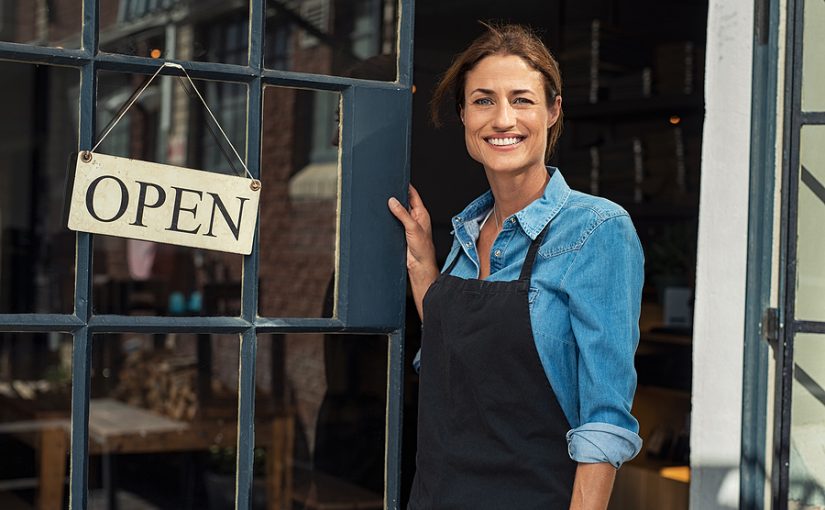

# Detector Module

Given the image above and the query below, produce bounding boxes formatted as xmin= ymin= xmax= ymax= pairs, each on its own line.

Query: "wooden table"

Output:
xmin=1 ymin=398 xmax=246 ymax=510
xmin=2 ymin=398 xmax=380 ymax=510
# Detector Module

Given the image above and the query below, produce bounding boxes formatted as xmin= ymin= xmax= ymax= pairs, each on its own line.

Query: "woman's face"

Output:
xmin=460 ymin=54 xmax=560 ymax=176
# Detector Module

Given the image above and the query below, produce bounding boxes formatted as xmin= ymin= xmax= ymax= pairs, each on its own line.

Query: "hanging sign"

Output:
xmin=67 ymin=152 xmax=260 ymax=255
xmin=65 ymin=62 xmax=261 ymax=255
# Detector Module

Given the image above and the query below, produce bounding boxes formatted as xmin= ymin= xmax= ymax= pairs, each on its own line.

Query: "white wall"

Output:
xmin=691 ymin=0 xmax=755 ymax=508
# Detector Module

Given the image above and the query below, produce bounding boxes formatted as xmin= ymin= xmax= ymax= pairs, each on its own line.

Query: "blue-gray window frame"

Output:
xmin=0 ymin=0 xmax=415 ymax=508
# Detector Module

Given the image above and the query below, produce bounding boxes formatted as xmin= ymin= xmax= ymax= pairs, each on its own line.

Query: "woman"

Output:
xmin=388 ymin=24 xmax=643 ymax=509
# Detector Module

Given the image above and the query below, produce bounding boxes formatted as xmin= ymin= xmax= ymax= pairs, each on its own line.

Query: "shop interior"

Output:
xmin=406 ymin=0 xmax=706 ymax=508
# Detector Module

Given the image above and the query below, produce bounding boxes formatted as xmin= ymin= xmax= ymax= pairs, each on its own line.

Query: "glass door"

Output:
xmin=0 ymin=0 xmax=415 ymax=508
xmin=773 ymin=0 xmax=825 ymax=508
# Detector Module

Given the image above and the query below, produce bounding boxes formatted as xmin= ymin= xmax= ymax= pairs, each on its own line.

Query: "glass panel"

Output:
xmin=802 ymin=0 xmax=825 ymax=111
xmin=0 ymin=63 xmax=78 ymax=314
xmin=100 ymin=0 xmax=249 ymax=65
xmin=254 ymin=334 xmax=387 ymax=509
xmin=258 ymin=87 xmax=339 ymax=318
xmin=789 ymin=333 xmax=825 ymax=509
xmin=264 ymin=0 xmax=399 ymax=81
xmin=90 ymin=333 xmax=239 ymax=509
xmin=0 ymin=333 xmax=72 ymax=508
xmin=0 ymin=0 xmax=82 ymax=48
xmin=92 ymin=71 xmax=247 ymax=316
xmin=796 ymin=126 xmax=825 ymax=321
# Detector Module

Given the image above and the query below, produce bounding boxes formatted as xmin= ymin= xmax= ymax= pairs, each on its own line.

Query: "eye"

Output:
xmin=513 ymin=97 xmax=535 ymax=105
xmin=472 ymin=97 xmax=494 ymax=106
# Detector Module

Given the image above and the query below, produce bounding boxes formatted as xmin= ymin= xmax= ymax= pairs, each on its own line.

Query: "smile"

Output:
xmin=485 ymin=136 xmax=524 ymax=147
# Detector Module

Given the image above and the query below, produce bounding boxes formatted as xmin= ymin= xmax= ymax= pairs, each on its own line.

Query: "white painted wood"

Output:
xmin=67 ymin=152 xmax=260 ymax=255
xmin=691 ymin=0 xmax=754 ymax=508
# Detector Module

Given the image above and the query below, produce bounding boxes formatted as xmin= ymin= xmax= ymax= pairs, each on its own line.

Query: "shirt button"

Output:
xmin=465 ymin=241 xmax=472 ymax=247
xmin=510 ymin=217 xmax=516 ymax=224
xmin=494 ymin=250 xmax=502 ymax=257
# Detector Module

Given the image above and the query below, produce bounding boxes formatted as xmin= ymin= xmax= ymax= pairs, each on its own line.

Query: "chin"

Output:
xmin=479 ymin=157 xmax=542 ymax=176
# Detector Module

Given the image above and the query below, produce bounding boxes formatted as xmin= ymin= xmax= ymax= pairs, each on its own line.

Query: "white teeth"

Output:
xmin=487 ymin=137 xmax=522 ymax=146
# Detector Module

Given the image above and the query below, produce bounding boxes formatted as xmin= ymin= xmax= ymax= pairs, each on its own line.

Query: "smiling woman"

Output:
xmin=460 ymin=54 xmax=561 ymax=178
xmin=389 ymin=23 xmax=644 ymax=510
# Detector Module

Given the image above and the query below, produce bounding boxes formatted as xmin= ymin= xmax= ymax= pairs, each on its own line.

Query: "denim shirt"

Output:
xmin=416 ymin=167 xmax=644 ymax=468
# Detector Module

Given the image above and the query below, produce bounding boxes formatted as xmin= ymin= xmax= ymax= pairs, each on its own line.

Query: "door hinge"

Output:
xmin=762 ymin=307 xmax=779 ymax=348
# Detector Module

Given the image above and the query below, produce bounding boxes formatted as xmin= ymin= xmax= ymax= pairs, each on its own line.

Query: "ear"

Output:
xmin=547 ymin=95 xmax=562 ymax=128
xmin=459 ymin=107 xmax=465 ymax=125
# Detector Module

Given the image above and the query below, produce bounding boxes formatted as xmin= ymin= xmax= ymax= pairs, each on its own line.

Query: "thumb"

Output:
xmin=388 ymin=197 xmax=419 ymax=232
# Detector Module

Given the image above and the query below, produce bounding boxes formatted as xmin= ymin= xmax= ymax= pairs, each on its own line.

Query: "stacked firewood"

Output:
xmin=113 ymin=349 xmax=199 ymax=421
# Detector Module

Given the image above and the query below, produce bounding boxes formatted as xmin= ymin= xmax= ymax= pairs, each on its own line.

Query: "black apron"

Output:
xmin=408 ymin=224 xmax=576 ymax=510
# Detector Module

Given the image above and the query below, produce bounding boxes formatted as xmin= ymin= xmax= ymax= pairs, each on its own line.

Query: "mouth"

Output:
xmin=485 ymin=136 xmax=525 ymax=147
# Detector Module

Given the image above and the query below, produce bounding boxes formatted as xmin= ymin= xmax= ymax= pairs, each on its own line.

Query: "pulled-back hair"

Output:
xmin=430 ymin=22 xmax=563 ymax=159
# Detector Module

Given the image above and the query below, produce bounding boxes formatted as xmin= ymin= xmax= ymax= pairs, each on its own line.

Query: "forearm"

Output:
xmin=409 ymin=264 xmax=439 ymax=321
xmin=568 ymin=462 xmax=616 ymax=510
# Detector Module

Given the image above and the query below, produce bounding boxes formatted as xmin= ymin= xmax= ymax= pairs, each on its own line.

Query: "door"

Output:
xmin=773 ymin=0 xmax=825 ymax=508
xmin=0 ymin=0 xmax=414 ymax=508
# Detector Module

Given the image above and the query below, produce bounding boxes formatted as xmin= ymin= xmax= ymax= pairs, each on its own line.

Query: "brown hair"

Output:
xmin=430 ymin=22 xmax=563 ymax=159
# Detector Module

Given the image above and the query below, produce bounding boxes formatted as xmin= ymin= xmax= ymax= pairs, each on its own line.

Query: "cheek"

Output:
xmin=525 ymin=110 xmax=550 ymax=130
xmin=463 ymin=121 xmax=482 ymax=143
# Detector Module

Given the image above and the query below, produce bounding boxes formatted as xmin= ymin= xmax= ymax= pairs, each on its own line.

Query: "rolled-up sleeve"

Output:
xmin=560 ymin=214 xmax=644 ymax=468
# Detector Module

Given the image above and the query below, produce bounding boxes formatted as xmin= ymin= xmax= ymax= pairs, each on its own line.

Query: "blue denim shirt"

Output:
xmin=416 ymin=167 xmax=644 ymax=468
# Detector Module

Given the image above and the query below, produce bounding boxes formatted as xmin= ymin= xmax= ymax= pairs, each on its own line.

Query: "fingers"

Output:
xmin=408 ymin=184 xmax=425 ymax=210
xmin=388 ymin=197 xmax=420 ymax=232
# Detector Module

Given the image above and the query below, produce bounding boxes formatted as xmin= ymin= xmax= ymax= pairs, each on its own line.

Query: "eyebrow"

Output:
xmin=469 ymin=88 xmax=537 ymax=96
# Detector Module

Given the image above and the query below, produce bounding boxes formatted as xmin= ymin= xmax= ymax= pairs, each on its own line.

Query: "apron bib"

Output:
xmin=409 ymin=224 xmax=576 ymax=510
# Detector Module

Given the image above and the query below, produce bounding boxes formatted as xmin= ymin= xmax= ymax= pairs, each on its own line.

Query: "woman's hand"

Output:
xmin=388 ymin=185 xmax=440 ymax=320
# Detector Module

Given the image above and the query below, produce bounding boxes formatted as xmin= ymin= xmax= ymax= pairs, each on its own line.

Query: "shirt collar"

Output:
xmin=451 ymin=167 xmax=572 ymax=241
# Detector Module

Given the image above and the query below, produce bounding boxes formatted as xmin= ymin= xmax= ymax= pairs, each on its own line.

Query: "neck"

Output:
xmin=485 ymin=164 xmax=550 ymax=219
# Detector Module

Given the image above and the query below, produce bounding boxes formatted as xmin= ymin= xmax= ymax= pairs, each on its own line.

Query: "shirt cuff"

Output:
xmin=413 ymin=349 xmax=421 ymax=374
xmin=566 ymin=422 xmax=643 ymax=468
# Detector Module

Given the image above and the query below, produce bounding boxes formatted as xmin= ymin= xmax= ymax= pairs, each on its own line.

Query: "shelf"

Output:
xmin=640 ymin=330 xmax=692 ymax=347
xmin=636 ymin=384 xmax=691 ymax=400
xmin=624 ymin=203 xmax=698 ymax=221
xmin=565 ymin=94 xmax=704 ymax=120
xmin=625 ymin=455 xmax=690 ymax=476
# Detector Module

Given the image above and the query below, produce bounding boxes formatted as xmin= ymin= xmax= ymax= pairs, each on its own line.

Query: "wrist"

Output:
xmin=408 ymin=263 xmax=438 ymax=286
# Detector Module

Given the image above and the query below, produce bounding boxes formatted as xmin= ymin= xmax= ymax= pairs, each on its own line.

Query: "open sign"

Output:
xmin=66 ymin=152 xmax=260 ymax=255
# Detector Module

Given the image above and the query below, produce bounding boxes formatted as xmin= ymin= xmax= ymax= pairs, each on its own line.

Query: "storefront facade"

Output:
xmin=0 ymin=0 xmax=822 ymax=509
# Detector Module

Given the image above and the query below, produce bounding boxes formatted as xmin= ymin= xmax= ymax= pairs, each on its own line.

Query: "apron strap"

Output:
xmin=443 ymin=221 xmax=550 ymax=280
xmin=518 ymin=223 xmax=551 ymax=281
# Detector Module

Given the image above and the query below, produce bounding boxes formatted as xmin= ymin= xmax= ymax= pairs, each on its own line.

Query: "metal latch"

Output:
xmin=761 ymin=307 xmax=779 ymax=349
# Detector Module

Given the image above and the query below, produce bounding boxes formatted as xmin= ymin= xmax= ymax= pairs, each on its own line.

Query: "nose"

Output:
xmin=492 ymin=101 xmax=516 ymax=130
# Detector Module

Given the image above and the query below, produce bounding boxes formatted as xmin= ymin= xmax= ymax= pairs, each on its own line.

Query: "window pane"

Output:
xmin=789 ymin=333 xmax=825 ymax=509
xmin=0 ymin=0 xmax=82 ymax=48
xmin=0 ymin=333 xmax=72 ymax=509
xmin=254 ymin=334 xmax=387 ymax=509
xmin=99 ymin=0 xmax=249 ymax=65
xmin=0 ymin=62 xmax=78 ymax=314
xmin=264 ymin=0 xmax=399 ymax=81
xmin=92 ymin=72 xmax=247 ymax=316
xmin=796 ymin=126 xmax=825 ymax=321
xmin=90 ymin=333 xmax=239 ymax=509
xmin=802 ymin=0 xmax=825 ymax=112
xmin=259 ymin=87 xmax=340 ymax=318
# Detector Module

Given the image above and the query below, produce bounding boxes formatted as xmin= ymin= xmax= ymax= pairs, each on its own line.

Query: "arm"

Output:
xmin=388 ymin=185 xmax=439 ymax=320
xmin=569 ymin=462 xmax=616 ymax=510
xmin=562 ymin=214 xmax=645 ymax=507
